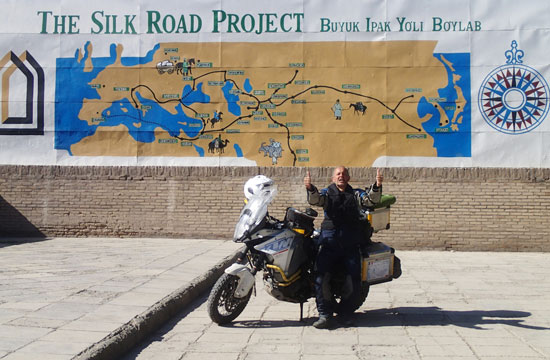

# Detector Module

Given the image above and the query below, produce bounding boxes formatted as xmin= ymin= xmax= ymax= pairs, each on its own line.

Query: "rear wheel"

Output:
xmin=207 ymin=273 xmax=252 ymax=325
xmin=393 ymin=256 xmax=402 ymax=279
xmin=331 ymin=275 xmax=370 ymax=314
xmin=354 ymin=282 xmax=370 ymax=311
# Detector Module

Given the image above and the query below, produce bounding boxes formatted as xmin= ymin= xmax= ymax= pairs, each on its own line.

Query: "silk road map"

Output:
xmin=55 ymin=41 xmax=470 ymax=166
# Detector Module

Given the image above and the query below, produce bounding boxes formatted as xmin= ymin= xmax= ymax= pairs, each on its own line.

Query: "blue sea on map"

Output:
xmin=418 ymin=53 xmax=471 ymax=157
xmin=55 ymin=43 xmax=471 ymax=159
xmin=222 ymin=82 xmax=242 ymax=116
xmin=55 ymin=42 xmax=219 ymax=156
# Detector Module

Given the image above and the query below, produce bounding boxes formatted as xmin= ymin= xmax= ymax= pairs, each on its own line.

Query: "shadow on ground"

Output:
xmin=123 ymin=294 xmax=549 ymax=358
xmin=0 ymin=195 xmax=46 ymax=247
xmin=230 ymin=306 xmax=549 ymax=331
xmin=355 ymin=306 xmax=550 ymax=330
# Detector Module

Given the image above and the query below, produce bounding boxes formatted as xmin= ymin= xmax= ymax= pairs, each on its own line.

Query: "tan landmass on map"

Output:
xmin=71 ymin=41 xmax=460 ymax=166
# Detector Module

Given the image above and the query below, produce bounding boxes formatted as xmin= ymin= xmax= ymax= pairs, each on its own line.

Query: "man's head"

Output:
xmin=332 ymin=166 xmax=350 ymax=190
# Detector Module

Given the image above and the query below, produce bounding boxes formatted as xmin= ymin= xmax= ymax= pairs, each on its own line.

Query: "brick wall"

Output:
xmin=1 ymin=165 xmax=549 ymax=251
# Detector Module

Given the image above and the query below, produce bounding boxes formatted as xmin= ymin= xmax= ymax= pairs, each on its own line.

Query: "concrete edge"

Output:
xmin=72 ymin=249 xmax=241 ymax=360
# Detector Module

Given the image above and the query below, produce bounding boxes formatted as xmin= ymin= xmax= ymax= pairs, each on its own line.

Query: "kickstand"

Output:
xmin=299 ymin=302 xmax=304 ymax=322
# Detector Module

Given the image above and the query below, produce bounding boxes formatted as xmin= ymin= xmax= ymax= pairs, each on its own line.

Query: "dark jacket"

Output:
xmin=307 ymin=182 xmax=381 ymax=230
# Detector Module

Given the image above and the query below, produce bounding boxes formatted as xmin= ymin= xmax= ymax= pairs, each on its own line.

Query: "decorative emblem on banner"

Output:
xmin=478 ymin=41 xmax=549 ymax=134
xmin=0 ymin=51 xmax=44 ymax=135
xmin=258 ymin=138 xmax=283 ymax=165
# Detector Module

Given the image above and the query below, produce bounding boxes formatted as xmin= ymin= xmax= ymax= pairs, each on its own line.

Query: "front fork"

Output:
xmin=224 ymin=260 xmax=256 ymax=299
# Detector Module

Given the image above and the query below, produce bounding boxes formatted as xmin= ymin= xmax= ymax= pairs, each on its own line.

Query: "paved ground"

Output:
xmin=0 ymin=238 xmax=549 ymax=360
xmin=0 ymin=238 xmax=241 ymax=360
xmin=126 ymin=251 xmax=550 ymax=360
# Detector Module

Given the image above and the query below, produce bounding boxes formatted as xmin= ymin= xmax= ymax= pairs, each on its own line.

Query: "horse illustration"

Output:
xmin=349 ymin=101 xmax=367 ymax=115
xmin=175 ymin=58 xmax=196 ymax=75
xmin=258 ymin=138 xmax=283 ymax=165
xmin=206 ymin=111 xmax=223 ymax=128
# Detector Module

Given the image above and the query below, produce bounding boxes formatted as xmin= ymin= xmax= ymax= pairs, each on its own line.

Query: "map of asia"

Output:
xmin=55 ymin=41 xmax=470 ymax=166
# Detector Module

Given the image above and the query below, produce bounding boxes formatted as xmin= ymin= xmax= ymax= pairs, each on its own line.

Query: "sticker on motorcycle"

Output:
xmin=259 ymin=236 xmax=292 ymax=255
xmin=364 ymin=258 xmax=391 ymax=282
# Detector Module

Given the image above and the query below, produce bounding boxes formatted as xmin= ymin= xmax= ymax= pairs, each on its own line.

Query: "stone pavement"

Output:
xmin=126 ymin=250 xmax=550 ymax=360
xmin=1 ymin=239 xmax=550 ymax=360
xmin=0 ymin=237 xmax=242 ymax=360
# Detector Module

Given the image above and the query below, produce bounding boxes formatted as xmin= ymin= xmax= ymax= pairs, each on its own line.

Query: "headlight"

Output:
xmin=233 ymin=209 xmax=253 ymax=240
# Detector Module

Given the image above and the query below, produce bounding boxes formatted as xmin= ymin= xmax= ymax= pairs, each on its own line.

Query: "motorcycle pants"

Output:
xmin=314 ymin=229 xmax=361 ymax=317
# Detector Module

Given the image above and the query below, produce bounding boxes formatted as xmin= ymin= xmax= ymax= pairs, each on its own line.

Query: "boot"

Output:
xmin=312 ymin=315 xmax=335 ymax=329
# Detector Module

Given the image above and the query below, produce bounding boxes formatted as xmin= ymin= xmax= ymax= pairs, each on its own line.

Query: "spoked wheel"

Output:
xmin=207 ymin=273 xmax=252 ymax=325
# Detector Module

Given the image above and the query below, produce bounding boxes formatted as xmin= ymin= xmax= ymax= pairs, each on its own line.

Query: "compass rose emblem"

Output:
xmin=478 ymin=41 xmax=549 ymax=134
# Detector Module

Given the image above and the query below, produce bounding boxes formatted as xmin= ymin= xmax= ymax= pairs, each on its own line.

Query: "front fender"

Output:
xmin=224 ymin=263 xmax=255 ymax=298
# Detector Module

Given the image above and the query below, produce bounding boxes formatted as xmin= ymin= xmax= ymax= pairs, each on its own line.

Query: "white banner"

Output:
xmin=0 ymin=0 xmax=549 ymax=167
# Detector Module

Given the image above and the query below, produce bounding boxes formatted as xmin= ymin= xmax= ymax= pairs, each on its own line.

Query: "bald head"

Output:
xmin=332 ymin=166 xmax=350 ymax=191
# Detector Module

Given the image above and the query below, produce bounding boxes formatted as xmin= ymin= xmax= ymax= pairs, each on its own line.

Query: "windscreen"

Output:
xmin=233 ymin=186 xmax=277 ymax=241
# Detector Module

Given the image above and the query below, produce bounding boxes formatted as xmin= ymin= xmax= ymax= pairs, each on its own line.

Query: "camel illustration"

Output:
xmin=349 ymin=101 xmax=367 ymax=115
xmin=208 ymin=138 xmax=230 ymax=154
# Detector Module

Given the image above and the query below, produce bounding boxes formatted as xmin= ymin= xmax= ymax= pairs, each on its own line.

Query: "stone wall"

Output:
xmin=1 ymin=165 xmax=549 ymax=251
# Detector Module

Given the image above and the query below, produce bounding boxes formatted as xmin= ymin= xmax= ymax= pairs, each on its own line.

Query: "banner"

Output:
xmin=1 ymin=0 xmax=549 ymax=167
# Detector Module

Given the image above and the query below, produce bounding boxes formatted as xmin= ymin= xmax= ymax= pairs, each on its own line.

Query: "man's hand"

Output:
xmin=376 ymin=168 xmax=384 ymax=187
xmin=304 ymin=170 xmax=312 ymax=190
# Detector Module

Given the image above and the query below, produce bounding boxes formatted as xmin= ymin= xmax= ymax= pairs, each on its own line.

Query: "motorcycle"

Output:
xmin=207 ymin=175 xmax=401 ymax=325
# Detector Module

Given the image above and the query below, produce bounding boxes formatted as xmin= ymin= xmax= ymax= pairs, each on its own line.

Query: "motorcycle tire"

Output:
xmin=207 ymin=273 xmax=252 ymax=325
xmin=393 ymin=256 xmax=402 ymax=279
xmin=333 ymin=282 xmax=370 ymax=314
xmin=349 ymin=282 xmax=370 ymax=313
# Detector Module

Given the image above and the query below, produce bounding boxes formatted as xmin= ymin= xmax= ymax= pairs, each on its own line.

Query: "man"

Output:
xmin=182 ymin=58 xmax=190 ymax=77
xmin=304 ymin=166 xmax=383 ymax=328
xmin=331 ymin=99 xmax=342 ymax=120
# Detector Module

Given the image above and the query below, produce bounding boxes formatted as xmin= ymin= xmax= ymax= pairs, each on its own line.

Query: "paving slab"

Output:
xmin=124 ymin=250 xmax=550 ymax=360
xmin=2 ymin=238 xmax=550 ymax=360
xmin=0 ymin=237 xmax=241 ymax=360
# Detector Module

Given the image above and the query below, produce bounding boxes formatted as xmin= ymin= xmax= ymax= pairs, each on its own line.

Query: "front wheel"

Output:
xmin=207 ymin=273 xmax=252 ymax=325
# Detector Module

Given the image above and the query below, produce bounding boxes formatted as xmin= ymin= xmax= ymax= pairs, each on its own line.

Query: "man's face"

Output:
xmin=332 ymin=167 xmax=350 ymax=188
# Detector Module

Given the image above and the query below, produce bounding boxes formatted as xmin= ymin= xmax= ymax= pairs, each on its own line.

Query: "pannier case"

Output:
xmin=366 ymin=194 xmax=395 ymax=232
xmin=361 ymin=242 xmax=395 ymax=284
xmin=366 ymin=207 xmax=391 ymax=232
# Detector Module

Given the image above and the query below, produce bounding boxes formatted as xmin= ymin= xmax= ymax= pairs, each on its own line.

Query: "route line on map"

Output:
xmin=129 ymin=83 xmax=263 ymax=145
xmin=191 ymin=69 xmax=419 ymax=131
xmin=187 ymin=69 xmax=299 ymax=165
xmin=269 ymin=79 xmax=420 ymax=132
xmin=127 ymin=69 xmax=420 ymax=166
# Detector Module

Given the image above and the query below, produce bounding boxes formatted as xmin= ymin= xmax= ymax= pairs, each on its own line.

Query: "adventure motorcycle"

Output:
xmin=207 ymin=175 xmax=401 ymax=325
